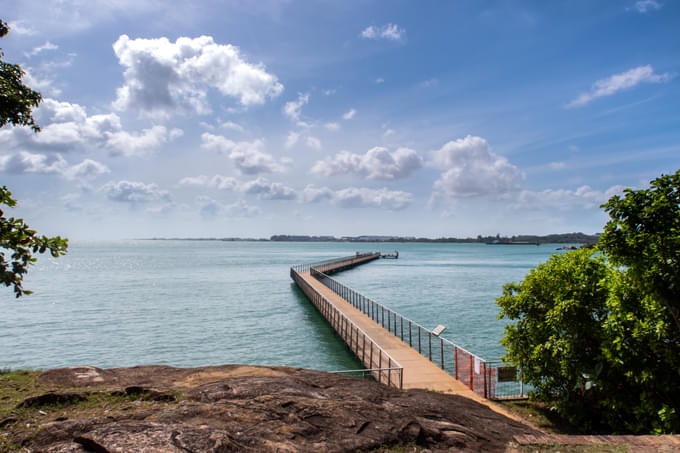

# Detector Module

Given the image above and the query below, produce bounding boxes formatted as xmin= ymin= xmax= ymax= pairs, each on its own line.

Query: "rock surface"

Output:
xmin=14 ymin=365 xmax=538 ymax=452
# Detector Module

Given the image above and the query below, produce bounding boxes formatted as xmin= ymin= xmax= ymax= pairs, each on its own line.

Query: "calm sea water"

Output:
xmin=0 ymin=241 xmax=572 ymax=371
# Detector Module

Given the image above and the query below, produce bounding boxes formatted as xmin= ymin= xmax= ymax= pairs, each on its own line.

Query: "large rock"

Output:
xmin=19 ymin=365 xmax=538 ymax=452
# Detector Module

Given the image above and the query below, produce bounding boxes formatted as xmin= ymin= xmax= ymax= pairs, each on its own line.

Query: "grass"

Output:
xmin=0 ymin=369 xmax=182 ymax=452
xmin=497 ymin=399 xmax=583 ymax=434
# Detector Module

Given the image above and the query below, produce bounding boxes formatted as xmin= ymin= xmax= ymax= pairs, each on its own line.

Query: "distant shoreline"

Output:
xmin=139 ymin=232 xmax=599 ymax=245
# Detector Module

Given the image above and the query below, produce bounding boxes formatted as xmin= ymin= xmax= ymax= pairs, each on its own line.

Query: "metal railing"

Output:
xmin=310 ymin=267 xmax=526 ymax=400
xmin=291 ymin=253 xmax=380 ymax=274
xmin=291 ymin=266 xmax=403 ymax=389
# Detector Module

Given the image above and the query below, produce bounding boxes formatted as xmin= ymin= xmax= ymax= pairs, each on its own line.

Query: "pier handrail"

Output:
xmin=291 ymin=252 xmax=378 ymax=274
xmin=310 ymin=266 xmax=524 ymax=399
xmin=291 ymin=265 xmax=403 ymax=389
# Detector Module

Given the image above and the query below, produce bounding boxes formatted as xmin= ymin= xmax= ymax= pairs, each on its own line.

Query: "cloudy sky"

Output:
xmin=1 ymin=0 xmax=678 ymax=239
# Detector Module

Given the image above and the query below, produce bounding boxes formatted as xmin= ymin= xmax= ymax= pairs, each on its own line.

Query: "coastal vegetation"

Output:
xmin=0 ymin=20 xmax=68 ymax=297
xmin=497 ymin=170 xmax=680 ymax=434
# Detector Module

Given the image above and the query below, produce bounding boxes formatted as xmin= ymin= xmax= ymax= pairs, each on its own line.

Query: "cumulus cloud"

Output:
xmin=430 ymin=135 xmax=523 ymax=197
xmin=567 ymin=65 xmax=672 ymax=108
xmin=179 ymin=174 xmax=238 ymax=190
xmin=201 ymin=133 xmax=284 ymax=174
xmin=196 ymin=196 xmax=260 ymax=218
xmin=107 ymin=126 xmax=183 ymax=157
xmin=220 ymin=121 xmax=244 ymax=132
xmin=285 ymin=131 xmax=300 ymax=148
xmin=0 ymin=152 xmax=109 ymax=180
xmin=633 ymin=0 xmax=662 ymax=12
xmin=342 ymin=108 xmax=357 ymax=120
xmin=283 ymin=93 xmax=309 ymax=124
xmin=0 ymin=98 xmax=181 ymax=157
xmin=515 ymin=185 xmax=625 ymax=210
xmin=302 ymin=185 xmax=412 ymax=210
xmin=241 ymin=177 xmax=297 ymax=200
xmin=333 ymin=187 xmax=412 ymax=210
xmin=301 ymin=185 xmax=335 ymax=203
xmin=360 ymin=23 xmax=405 ymax=41
xmin=103 ymin=180 xmax=171 ymax=203
xmin=306 ymin=136 xmax=322 ymax=150
xmin=324 ymin=122 xmax=340 ymax=131
xmin=549 ymin=161 xmax=567 ymax=170
xmin=311 ymin=147 xmax=422 ymax=180
xmin=112 ymin=35 xmax=283 ymax=116
xmin=25 ymin=41 xmax=58 ymax=58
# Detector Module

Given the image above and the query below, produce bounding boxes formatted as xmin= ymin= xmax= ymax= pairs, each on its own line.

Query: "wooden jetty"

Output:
xmin=290 ymin=254 xmax=520 ymax=419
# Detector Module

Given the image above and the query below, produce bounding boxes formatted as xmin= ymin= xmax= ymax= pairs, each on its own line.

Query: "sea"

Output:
xmin=0 ymin=241 xmax=574 ymax=371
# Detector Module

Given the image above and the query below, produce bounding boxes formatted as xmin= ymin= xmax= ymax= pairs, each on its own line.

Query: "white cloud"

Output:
xmin=515 ymin=185 xmax=625 ymax=210
xmin=64 ymin=159 xmax=111 ymax=180
xmin=302 ymin=185 xmax=412 ymax=210
xmin=103 ymin=180 xmax=171 ymax=203
xmin=0 ymin=98 xmax=181 ymax=156
xmin=376 ymin=78 xmax=385 ymax=84
xmin=324 ymin=122 xmax=340 ymax=131
xmin=549 ymin=161 xmax=567 ymax=170
xmin=220 ymin=121 xmax=244 ymax=132
xmin=334 ymin=187 xmax=412 ymax=210
xmin=7 ymin=20 xmax=37 ymax=36
xmin=0 ymin=152 xmax=109 ymax=180
xmin=23 ymin=70 xmax=61 ymax=97
xmin=383 ymin=129 xmax=395 ymax=137
xmin=179 ymin=174 xmax=238 ymax=190
xmin=283 ymin=93 xmax=309 ymax=123
xmin=196 ymin=196 xmax=260 ymax=218
xmin=633 ymin=0 xmax=662 ymax=12
xmin=430 ymin=135 xmax=523 ymax=197
xmin=225 ymin=199 xmax=261 ymax=217
xmin=311 ymin=147 xmax=422 ymax=180
xmin=25 ymin=41 xmax=58 ymax=57
xmin=306 ymin=136 xmax=322 ymax=150
xmin=323 ymin=89 xmax=336 ymax=96
xmin=301 ymin=185 xmax=335 ymax=203
xmin=112 ymin=35 xmax=283 ymax=116
xmin=285 ymin=131 xmax=300 ymax=148
xmin=567 ymin=65 xmax=672 ymax=108
xmin=107 ymin=126 xmax=183 ymax=157
xmin=342 ymin=108 xmax=357 ymax=120
xmin=360 ymin=23 xmax=405 ymax=41
xmin=201 ymin=133 xmax=284 ymax=174
xmin=241 ymin=177 xmax=297 ymax=200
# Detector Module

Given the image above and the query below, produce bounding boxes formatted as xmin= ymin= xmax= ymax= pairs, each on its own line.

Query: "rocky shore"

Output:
xmin=1 ymin=364 xmax=538 ymax=452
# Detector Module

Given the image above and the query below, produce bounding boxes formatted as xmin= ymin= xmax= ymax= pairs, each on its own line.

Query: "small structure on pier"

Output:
xmin=381 ymin=251 xmax=398 ymax=259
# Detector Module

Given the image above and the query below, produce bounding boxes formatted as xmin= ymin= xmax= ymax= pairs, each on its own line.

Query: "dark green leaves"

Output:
xmin=1 ymin=186 xmax=68 ymax=297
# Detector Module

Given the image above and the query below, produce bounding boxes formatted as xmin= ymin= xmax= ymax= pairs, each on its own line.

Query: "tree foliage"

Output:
xmin=498 ymin=170 xmax=680 ymax=434
xmin=0 ymin=20 xmax=42 ymax=132
xmin=0 ymin=20 xmax=68 ymax=297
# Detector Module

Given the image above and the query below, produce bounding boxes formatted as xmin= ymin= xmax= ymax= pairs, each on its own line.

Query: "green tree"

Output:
xmin=0 ymin=19 xmax=68 ymax=297
xmin=0 ymin=20 xmax=42 ymax=132
xmin=497 ymin=171 xmax=680 ymax=434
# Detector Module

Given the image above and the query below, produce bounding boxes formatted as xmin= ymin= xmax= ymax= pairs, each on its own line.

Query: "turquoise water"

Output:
xmin=0 ymin=241 xmax=572 ymax=370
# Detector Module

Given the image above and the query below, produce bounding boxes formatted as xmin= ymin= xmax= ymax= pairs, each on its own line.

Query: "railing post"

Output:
xmin=378 ymin=351 xmax=382 ymax=384
xmin=482 ymin=362 xmax=487 ymax=398
xmin=440 ymin=338 xmax=444 ymax=369
xmin=428 ymin=332 xmax=432 ymax=361
xmin=388 ymin=357 xmax=392 ymax=387
xmin=400 ymin=317 xmax=404 ymax=340
xmin=418 ymin=326 xmax=421 ymax=354
xmin=455 ymin=347 xmax=459 ymax=380
xmin=469 ymin=355 xmax=474 ymax=391
xmin=409 ymin=321 xmax=412 ymax=346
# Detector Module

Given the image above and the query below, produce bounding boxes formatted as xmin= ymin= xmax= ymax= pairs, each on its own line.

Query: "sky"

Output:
xmin=1 ymin=0 xmax=678 ymax=240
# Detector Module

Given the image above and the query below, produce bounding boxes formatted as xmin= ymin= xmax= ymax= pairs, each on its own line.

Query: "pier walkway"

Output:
xmin=291 ymin=253 xmax=520 ymax=419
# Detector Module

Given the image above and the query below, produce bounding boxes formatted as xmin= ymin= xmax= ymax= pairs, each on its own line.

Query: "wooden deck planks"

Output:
xmin=297 ymin=269 xmax=522 ymax=421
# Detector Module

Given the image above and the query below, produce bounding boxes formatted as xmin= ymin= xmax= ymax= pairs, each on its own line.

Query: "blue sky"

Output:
xmin=1 ymin=0 xmax=678 ymax=239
